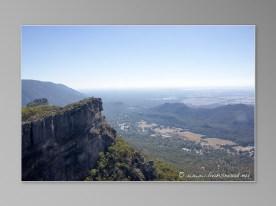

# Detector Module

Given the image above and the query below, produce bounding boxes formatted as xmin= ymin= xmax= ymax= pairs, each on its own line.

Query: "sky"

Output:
xmin=21 ymin=25 xmax=255 ymax=90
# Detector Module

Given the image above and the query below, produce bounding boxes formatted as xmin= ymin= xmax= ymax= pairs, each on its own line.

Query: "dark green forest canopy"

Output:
xmin=85 ymin=138 xmax=181 ymax=181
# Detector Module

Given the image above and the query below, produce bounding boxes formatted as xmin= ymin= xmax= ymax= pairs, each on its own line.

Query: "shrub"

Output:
xmin=85 ymin=137 xmax=181 ymax=181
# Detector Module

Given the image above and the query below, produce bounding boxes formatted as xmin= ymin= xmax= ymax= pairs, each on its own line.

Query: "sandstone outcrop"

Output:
xmin=22 ymin=98 xmax=116 ymax=181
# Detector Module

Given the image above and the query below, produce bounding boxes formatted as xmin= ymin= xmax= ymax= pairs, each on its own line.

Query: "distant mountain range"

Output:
xmin=146 ymin=103 xmax=255 ymax=145
xmin=21 ymin=79 xmax=255 ymax=146
xmin=22 ymin=79 xmax=86 ymax=106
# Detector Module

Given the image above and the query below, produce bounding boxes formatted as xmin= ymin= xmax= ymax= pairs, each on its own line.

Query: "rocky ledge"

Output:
xmin=22 ymin=97 xmax=116 ymax=181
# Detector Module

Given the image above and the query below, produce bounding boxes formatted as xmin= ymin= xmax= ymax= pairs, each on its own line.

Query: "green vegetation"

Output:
xmin=120 ymin=134 xmax=254 ymax=181
xmin=153 ymin=160 xmax=181 ymax=181
xmin=22 ymin=105 xmax=61 ymax=122
xmin=63 ymin=97 xmax=100 ymax=111
xmin=22 ymin=98 xmax=61 ymax=121
xmin=101 ymin=101 xmax=255 ymax=181
xmin=22 ymin=97 xmax=98 ymax=122
xmin=26 ymin=98 xmax=48 ymax=107
xmin=85 ymin=138 xmax=180 ymax=181
xmin=147 ymin=103 xmax=254 ymax=146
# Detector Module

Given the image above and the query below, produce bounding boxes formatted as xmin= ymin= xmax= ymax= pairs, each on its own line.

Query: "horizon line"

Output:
xmin=21 ymin=79 xmax=255 ymax=91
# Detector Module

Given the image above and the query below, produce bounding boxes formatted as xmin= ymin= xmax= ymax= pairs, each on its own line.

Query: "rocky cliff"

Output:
xmin=22 ymin=98 xmax=116 ymax=181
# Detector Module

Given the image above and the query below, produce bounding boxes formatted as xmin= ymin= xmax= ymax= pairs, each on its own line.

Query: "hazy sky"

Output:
xmin=21 ymin=25 xmax=255 ymax=90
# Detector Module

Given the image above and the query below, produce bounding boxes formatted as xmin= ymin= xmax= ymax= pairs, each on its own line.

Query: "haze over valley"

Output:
xmin=83 ymin=87 xmax=255 ymax=180
xmin=22 ymin=79 xmax=255 ymax=180
xmin=21 ymin=25 xmax=255 ymax=181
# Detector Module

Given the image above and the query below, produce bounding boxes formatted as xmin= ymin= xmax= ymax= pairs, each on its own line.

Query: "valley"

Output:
xmin=21 ymin=81 xmax=255 ymax=181
xmin=97 ymin=89 xmax=255 ymax=181
xmin=137 ymin=120 xmax=254 ymax=155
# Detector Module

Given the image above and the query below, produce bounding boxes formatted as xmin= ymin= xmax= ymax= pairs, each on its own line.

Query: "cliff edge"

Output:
xmin=22 ymin=98 xmax=116 ymax=181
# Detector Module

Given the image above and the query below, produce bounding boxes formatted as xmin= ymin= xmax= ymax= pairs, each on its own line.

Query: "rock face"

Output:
xmin=22 ymin=98 xmax=116 ymax=181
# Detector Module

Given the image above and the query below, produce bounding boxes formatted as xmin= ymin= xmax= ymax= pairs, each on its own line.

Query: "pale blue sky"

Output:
xmin=21 ymin=25 xmax=255 ymax=90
